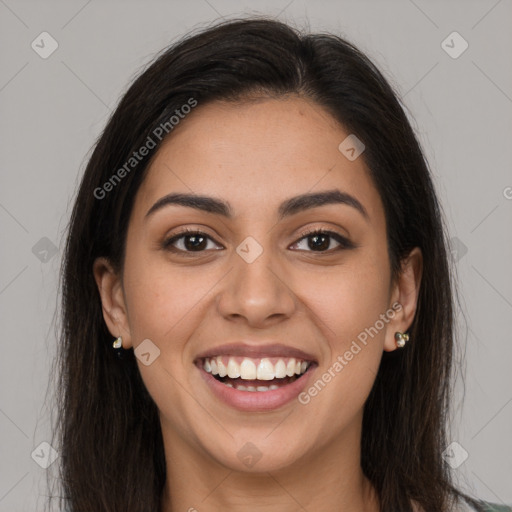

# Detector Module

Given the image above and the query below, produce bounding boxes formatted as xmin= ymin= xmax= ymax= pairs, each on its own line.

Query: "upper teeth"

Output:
xmin=203 ymin=356 xmax=310 ymax=380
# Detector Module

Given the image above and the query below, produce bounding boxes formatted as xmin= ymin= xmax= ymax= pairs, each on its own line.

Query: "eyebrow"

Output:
xmin=144 ymin=189 xmax=369 ymax=222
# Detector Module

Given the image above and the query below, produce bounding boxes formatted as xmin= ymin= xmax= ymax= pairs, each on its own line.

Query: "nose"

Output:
xmin=216 ymin=247 xmax=297 ymax=328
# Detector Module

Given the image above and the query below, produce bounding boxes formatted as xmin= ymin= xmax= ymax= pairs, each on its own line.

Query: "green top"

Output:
xmin=474 ymin=500 xmax=512 ymax=511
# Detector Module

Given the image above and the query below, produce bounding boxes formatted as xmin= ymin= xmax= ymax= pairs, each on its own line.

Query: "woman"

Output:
xmin=49 ymin=17 xmax=511 ymax=512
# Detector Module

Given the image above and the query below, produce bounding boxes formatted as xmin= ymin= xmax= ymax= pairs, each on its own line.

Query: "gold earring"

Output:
xmin=394 ymin=332 xmax=409 ymax=348
xmin=113 ymin=336 xmax=125 ymax=360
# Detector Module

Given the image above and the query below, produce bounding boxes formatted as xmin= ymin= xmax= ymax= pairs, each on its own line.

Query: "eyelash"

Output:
xmin=161 ymin=227 xmax=355 ymax=256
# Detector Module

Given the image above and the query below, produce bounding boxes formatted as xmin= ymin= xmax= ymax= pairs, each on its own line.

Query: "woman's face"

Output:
xmin=95 ymin=96 xmax=421 ymax=474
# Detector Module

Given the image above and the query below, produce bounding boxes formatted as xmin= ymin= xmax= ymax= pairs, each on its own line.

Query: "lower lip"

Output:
xmin=197 ymin=364 xmax=316 ymax=412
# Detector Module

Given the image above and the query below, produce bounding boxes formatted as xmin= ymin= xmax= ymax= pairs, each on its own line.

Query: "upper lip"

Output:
xmin=195 ymin=342 xmax=318 ymax=363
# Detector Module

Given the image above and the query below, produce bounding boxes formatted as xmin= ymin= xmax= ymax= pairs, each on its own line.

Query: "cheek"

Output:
xmin=293 ymin=253 xmax=390 ymax=411
xmin=121 ymin=257 xmax=213 ymax=426
xmin=298 ymin=257 xmax=390 ymax=347
xmin=302 ymin=264 xmax=389 ymax=416
xmin=122 ymin=253 xmax=206 ymax=350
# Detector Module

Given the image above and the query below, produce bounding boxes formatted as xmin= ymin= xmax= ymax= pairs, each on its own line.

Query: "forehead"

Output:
xmin=132 ymin=96 xmax=383 ymax=224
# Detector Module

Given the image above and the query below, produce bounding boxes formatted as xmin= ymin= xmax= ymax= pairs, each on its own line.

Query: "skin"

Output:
xmin=94 ymin=95 xmax=422 ymax=512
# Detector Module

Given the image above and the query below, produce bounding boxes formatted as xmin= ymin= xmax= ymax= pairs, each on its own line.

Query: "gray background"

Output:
xmin=1 ymin=0 xmax=511 ymax=510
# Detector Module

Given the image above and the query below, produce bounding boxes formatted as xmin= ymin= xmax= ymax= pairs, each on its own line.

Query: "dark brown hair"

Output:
xmin=47 ymin=16 xmax=486 ymax=512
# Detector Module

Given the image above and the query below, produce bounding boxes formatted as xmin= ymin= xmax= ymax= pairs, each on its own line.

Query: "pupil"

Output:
xmin=185 ymin=235 xmax=206 ymax=251
xmin=309 ymin=234 xmax=329 ymax=251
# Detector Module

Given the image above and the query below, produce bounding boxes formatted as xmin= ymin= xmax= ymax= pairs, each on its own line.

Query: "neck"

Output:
xmin=159 ymin=412 xmax=380 ymax=512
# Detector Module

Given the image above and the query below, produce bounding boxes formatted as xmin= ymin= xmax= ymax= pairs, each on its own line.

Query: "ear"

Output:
xmin=92 ymin=257 xmax=133 ymax=349
xmin=383 ymin=247 xmax=423 ymax=352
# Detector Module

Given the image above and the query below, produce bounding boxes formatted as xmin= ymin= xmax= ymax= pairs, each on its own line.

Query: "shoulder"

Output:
xmin=411 ymin=497 xmax=512 ymax=512
xmin=477 ymin=503 xmax=512 ymax=512
xmin=458 ymin=497 xmax=512 ymax=512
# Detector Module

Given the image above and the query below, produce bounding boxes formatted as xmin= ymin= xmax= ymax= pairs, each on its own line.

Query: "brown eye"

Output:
xmin=183 ymin=233 xmax=207 ymax=251
xmin=162 ymin=230 xmax=223 ymax=253
xmin=291 ymin=230 xmax=355 ymax=252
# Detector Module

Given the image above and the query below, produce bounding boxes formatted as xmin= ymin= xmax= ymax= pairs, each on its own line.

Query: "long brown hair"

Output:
xmin=47 ymin=17 xmax=485 ymax=511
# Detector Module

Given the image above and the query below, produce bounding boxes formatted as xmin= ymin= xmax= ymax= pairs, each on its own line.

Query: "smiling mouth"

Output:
xmin=201 ymin=355 xmax=313 ymax=392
